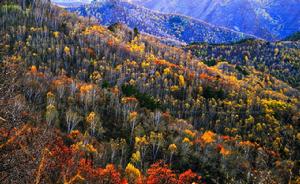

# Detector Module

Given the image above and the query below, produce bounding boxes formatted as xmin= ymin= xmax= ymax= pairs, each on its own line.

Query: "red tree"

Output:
xmin=146 ymin=161 xmax=177 ymax=184
xmin=178 ymin=169 xmax=202 ymax=184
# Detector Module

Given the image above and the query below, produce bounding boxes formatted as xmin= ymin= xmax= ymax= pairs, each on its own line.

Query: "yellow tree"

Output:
xmin=150 ymin=131 xmax=164 ymax=161
xmin=125 ymin=163 xmax=142 ymax=184
xmin=66 ymin=109 xmax=82 ymax=133
xmin=178 ymin=75 xmax=185 ymax=87
xmin=86 ymin=112 xmax=103 ymax=136
xmin=131 ymin=151 xmax=141 ymax=165
xmin=135 ymin=135 xmax=149 ymax=169
xmin=64 ymin=46 xmax=71 ymax=56
xmin=168 ymin=144 xmax=177 ymax=166
xmin=46 ymin=104 xmax=58 ymax=126
xmin=80 ymin=84 xmax=96 ymax=111
xmin=109 ymin=139 xmax=119 ymax=164
xmin=121 ymin=97 xmax=139 ymax=122
xmin=129 ymin=111 xmax=138 ymax=142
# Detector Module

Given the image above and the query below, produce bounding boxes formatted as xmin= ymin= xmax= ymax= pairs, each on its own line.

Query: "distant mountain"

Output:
xmin=66 ymin=0 xmax=256 ymax=44
xmin=129 ymin=0 xmax=300 ymax=41
xmin=51 ymin=0 xmax=92 ymax=7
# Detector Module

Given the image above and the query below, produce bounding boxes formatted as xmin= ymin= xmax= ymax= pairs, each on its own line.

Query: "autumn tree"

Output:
xmin=168 ymin=144 xmax=177 ymax=166
xmin=149 ymin=131 xmax=163 ymax=161
xmin=86 ymin=111 xmax=103 ymax=137
xmin=125 ymin=163 xmax=142 ymax=184
xmin=146 ymin=162 xmax=177 ymax=184
xmin=46 ymin=104 xmax=58 ymax=127
xmin=66 ymin=109 xmax=82 ymax=133
xmin=178 ymin=169 xmax=202 ymax=184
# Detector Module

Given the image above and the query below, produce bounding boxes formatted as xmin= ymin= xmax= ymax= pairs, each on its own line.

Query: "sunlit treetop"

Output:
xmin=200 ymin=131 xmax=216 ymax=144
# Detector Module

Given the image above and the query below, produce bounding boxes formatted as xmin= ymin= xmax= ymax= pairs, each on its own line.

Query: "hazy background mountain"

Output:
xmin=51 ymin=0 xmax=92 ymax=7
xmin=65 ymin=0 xmax=255 ymax=44
xmin=128 ymin=0 xmax=300 ymax=41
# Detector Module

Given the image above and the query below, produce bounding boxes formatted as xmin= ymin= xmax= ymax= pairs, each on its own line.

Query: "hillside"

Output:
xmin=66 ymin=0 xmax=255 ymax=44
xmin=129 ymin=0 xmax=300 ymax=41
xmin=0 ymin=0 xmax=300 ymax=183
xmin=186 ymin=40 xmax=300 ymax=90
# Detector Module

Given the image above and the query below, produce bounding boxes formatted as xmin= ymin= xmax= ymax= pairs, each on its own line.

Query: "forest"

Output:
xmin=0 ymin=0 xmax=299 ymax=183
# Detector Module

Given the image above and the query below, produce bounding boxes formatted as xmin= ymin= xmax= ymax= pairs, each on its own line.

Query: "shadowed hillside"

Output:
xmin=67 ymin=0 xmax=256 ymax=44
xmin=130 ymin=0 xmax=300 ymax=41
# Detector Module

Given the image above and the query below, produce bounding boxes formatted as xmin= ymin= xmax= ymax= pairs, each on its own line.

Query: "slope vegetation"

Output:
xmin=0 ymin=1 xmax=299 ymax=183
xmin=186 ymin=39 xmax=300 ymax=90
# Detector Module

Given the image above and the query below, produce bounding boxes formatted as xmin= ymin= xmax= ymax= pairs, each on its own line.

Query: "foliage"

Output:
xmin=146 ymin=162 xmax=177 ymax=184
xmin=0 ymin=1 xmax=299 ymax=184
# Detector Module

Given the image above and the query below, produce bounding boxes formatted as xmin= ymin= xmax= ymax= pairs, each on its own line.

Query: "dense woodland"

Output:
xmin=0 ymin=0 xmax=299 ymax=183
xmin=186 ymin=39 xmax=300 ymax=90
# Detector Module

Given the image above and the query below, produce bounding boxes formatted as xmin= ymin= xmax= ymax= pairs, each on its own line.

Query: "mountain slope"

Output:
xmin=1 ymin=1 xmax=300 ymax=183
xmin=186 ymin=40 xmax=300 ymax=90
xmin=129 ymin=0 xmax=300 ymax=41
xmin=66 ymin=0 xmax=256 ymax=44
